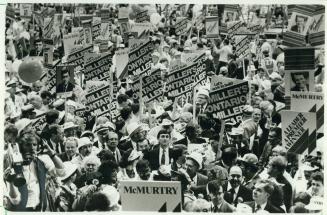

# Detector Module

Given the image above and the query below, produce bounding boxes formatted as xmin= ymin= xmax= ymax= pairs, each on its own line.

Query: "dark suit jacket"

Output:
xmin=291 ymin=25 xmax=304 ymax=33
xmin=227 ymin=60 xmax=238 ymax=78
xmin=223 ymin=184 xmax=253 ymax=206
xmin=291 ymin=84 xmax=309 ymax=92
xmin=56 ymin=82 xmax=75 ymax=93
xmin=245 ymin=201 xmax=285 ymax=213
xmin=211 ymin=201 xmax=235 ymax=213
xmin=190 ymin=172 xmax=208 ymax=197
xmin=58 ymin=152 xmax=73 ymax=162
xmin=144 ymin=145 xmax=174 ymax=170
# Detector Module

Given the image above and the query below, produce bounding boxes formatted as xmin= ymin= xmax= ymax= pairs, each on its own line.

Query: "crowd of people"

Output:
xmin=3 ymin=3 xmax=325 ymax=213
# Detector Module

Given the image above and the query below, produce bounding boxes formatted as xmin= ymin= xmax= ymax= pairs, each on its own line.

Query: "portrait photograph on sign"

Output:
xmin=284 ymin=70 xmax=315 ymax=96
xmin=56 ymin=65 xmax=75 ymax=98
xmin=288 ymin=12 xmax=314 ymax=35
xmin=2 ymin=2 xmax=326 ymax=214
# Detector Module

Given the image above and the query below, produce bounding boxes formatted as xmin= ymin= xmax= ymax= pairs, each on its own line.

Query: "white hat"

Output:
xmin=230 ymin=127 xmax=244 ymax=136
xmin=152 ymin=52 xmax=160 ymax=58
xmin=191 ymin=37 xmax=197 ymax=42
xmin=128 ymin=150 xmax=142 ymax=161
xmin=269 ymin=72 xmax=282 ymax=80
xmin=21 ymin=104 xmax=34 ymax=112
xmin=184 ymin=47 xmax=191 ymax=51
xmin=15 ymin=118 xmax=32 ymax=136
xmin=126 ymin=122 xmax=142 ymax=136
xmin=53 ymin=99 xmax=65 ymax=108
xmin=187 ymin=152 xmax=203 ymax=169
xmin=63 ymin=122 xmax=78 ymax=130
xmin=78 ymin=137 xmax=93 ymax=149
xmin=161 ymin=118 xmax=173 ymax=126
xmin=243 ymin=105 xmax=254 ymax=115
xmin=305 ymin=196 xmax=323 ymax=211
xmin=196 ymin=88 xmax=209 ymax=98
xmin=101 ymin=185 xmax=120 ymax=207
xmin=60 ymin=162 xmax=78 ymax=181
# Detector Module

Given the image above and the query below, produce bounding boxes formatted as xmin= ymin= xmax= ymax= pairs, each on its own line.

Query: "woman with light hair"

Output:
xmin=82 ymin=155 xmax=101 ymax=173
xmin=74 ymin=155 xmax=101 ymax=188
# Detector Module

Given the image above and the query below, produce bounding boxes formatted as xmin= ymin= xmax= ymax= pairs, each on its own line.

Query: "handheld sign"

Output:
xmin=120 ymin=180 xmax=182 ymax=212
xmin=205 ymin=16 xmax=219 ymax=38
xmin=281 ymin=110 xmax=316 ymax=154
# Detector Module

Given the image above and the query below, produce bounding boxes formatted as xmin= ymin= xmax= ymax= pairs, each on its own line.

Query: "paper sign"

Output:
xmin=120 ymin=181 xmax=182 ymax=212
xmin=205 ymin=16 xmax=219 ymax=38
xmin=281 ymin=111 xmax=316 ymax=154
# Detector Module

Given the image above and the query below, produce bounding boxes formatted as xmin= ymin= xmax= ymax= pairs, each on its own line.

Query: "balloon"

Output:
xmin=18 ymin=58 xmax=43 ymax=83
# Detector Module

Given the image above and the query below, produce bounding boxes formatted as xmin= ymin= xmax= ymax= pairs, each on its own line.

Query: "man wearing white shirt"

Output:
xmin=213 ymin=39 xmax=233 ymax=74
xmin=244 ymin=179 xmax=285 ymax=213
xmin=5 ymin=132 xmax=65 ymax=211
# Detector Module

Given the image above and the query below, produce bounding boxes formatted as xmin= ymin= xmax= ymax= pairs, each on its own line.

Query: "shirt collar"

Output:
xmin=227 ymin=182 xmax=240 ymax=194
xmin=255 ymin=201 xmax=267 ymax=211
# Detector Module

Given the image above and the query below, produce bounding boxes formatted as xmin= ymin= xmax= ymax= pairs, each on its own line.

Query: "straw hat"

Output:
xmin=59 ymin=162 xmax=78 ymax=181
xmin=186 ymin=152 xmax=203 ymax=169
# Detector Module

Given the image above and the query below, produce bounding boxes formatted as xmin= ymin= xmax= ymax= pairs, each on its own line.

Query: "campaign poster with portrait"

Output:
xmin=56 ymin=65 xmax=75 ymax=99
xmin=287 ymin=12 xmax=313 ymax=36
xmin=223 ymin=10 xmax=238 ymax=23
xmin=284 ymin=70 xmax=315 ymax=96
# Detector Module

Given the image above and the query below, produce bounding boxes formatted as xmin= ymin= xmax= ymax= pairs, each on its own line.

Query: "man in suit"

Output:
xmin=58 ymin=137 xmax=78 ymax=162
xmin=291 ymin=15 xmax=307 ymax=33
xmin=290 ymin=72 xmax=309 ymax=91
xmin=144 ymin=130 xmax=174 ymax=171
xmin=224 ymin=165 xmax=253 ymax=207
xmin=47 ymin=124 xmax=65 ymax=154
xmin=106 ymin=131 xmax=122 ymax=164
xmin=267 ymin=156 xmax=293 ymax=212
xmin=208 ymin=180 xmax=236 ymax=212
xmin=56 ymin=69 xmax=75 ymax=93
xmin=185 ymin=152 xmax=208 ymax=197
xmin=245 ymin=179 xmax=285 ymax=213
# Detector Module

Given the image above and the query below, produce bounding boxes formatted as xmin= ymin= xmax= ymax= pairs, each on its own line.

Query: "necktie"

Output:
xmin=113 ymin=151 xmax=117 ymax=162
xmin=213 ymin=205 xmax=219 ymax=212
xmin=255 ymin=204 xmax=261 ymax=212
xmin=230 ymin=188 xmax=235 ymax=202
xmin=161 ymin=149 xmax=166 ymax=165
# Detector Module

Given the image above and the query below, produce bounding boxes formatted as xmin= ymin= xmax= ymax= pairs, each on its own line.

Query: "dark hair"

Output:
xmin=294 ymin=192 xmax=311 ymax=205
xmin=221 ymin=146 xmax=238 ymax=166
xmin=61 ymin=69 xmax=69 ymax=77
xmin=117 ymin=94 xmax=129 ymax=104
xmin=290 ymin=202 xmax=309 ymax=213
xmin=120 ymin=106 xmax=132 ymax=121
xmin=291 ymin=72 xmax=309 ymax=83
xmin=131 ymin=103 xmax=140 ymax=114
xmin=311 ymin=171 xmax=324 ymax=185
xmin=17 ymin=132 xmax=40 ymax=152
xmin=256 ymin=179 xmax=275 ymax=195
xmin=136 ymin=159 xmax=150 ymax=172
xmin=157 ymin=129 xmax=171 ymax=139
xmin=49 ymin=124 xmax=61 ymax=136
xmin=4 ymin=123 xmax=18 ymax=137
xmin=207 ymin=180 xmax=223 ymax=195
xmin=85 ymin=192 xmax=110 ymax=211
xmin=40 ymin=91 xmax=52 ymax=99
xmin=46 ymin=109 xmax=59 ymax=124
xmin=98 ymin=160 xmax=119 ymax=184
xmin=270 ymin=127 xmax=282 ymax=140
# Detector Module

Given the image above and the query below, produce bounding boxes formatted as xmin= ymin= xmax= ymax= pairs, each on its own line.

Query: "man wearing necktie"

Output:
xmin=223 ymin=166 xmax=253 ymax=207
xmin=56 ymin=69 xmax=75 ymax=94
xmin=291 ymin=15 xmax=307 ymax=34
xmin=208 ymin=180 xmax=235 ymax=212
xmin=244 ymin=179 xmax=285 ymax=213
xmin=290 ymin=72 xmax=309 ymax=92
xmin=106 ymin=131 xmax=122 ymax=164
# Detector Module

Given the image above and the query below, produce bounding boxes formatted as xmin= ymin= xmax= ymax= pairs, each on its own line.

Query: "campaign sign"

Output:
xmin=85 ymin=81 xmax=112 ymax=118
xmin=205 ymin=16 xmax=219 ymax=38
xmin=120 ymin=180 xmax=182 ymax=212
xmin=281 ymin=110 xmax=316 ymax=154
xmin=291 ymin=91 xmax=324 ymax=133
xmin=207 ymin=76 xmax=249 ymax=124
xmin=84 ymin=52 xmax=112 ymax=82
xmin=166 ymin=53 xmax=207 ymax=102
